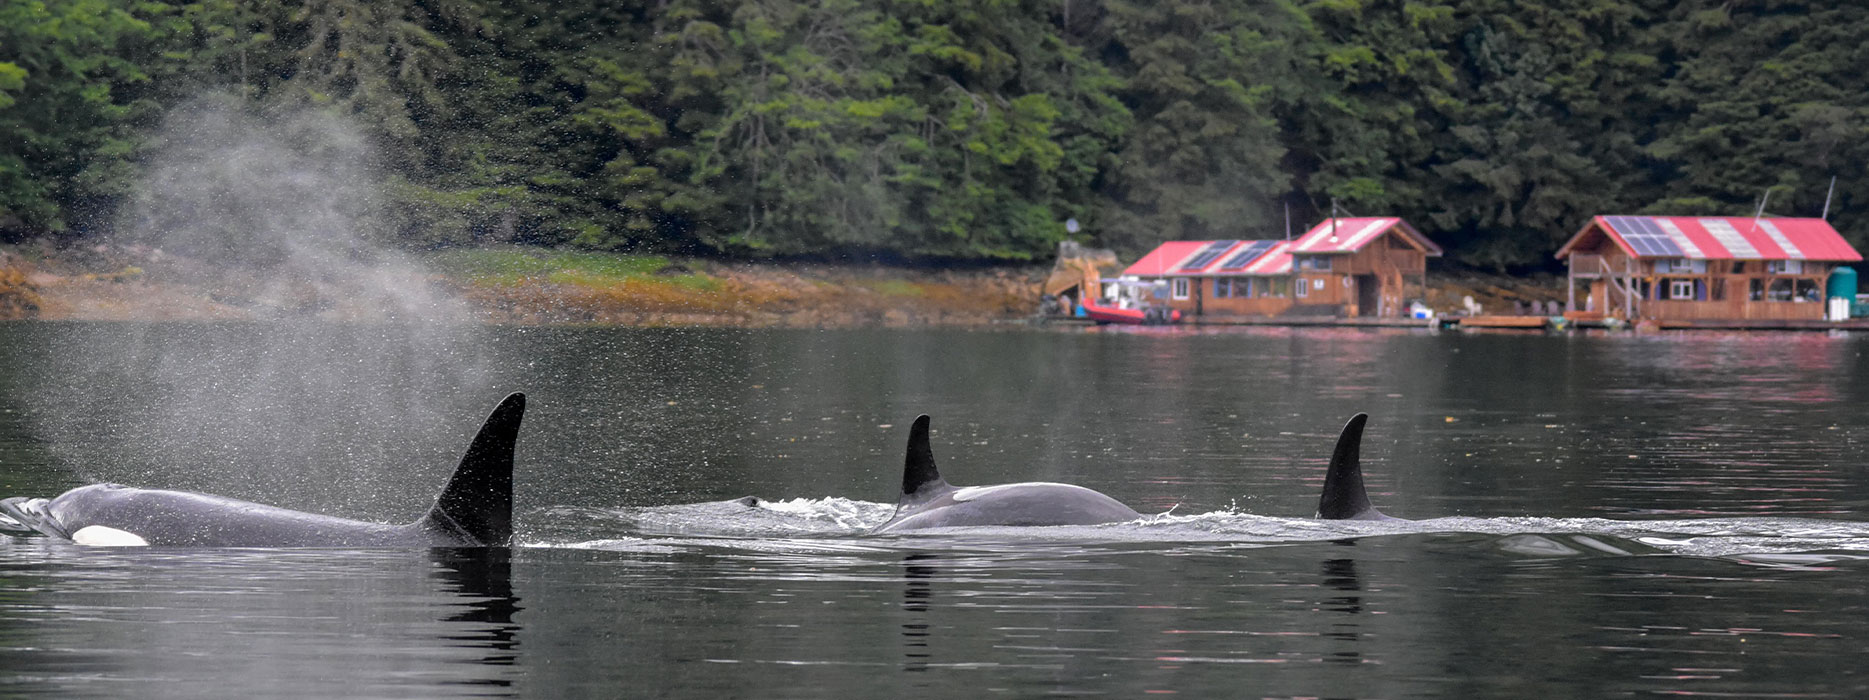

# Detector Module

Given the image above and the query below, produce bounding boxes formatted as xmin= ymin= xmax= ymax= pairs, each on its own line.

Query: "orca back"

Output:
xmin=416 ymin=392 xmax=526 ymax=545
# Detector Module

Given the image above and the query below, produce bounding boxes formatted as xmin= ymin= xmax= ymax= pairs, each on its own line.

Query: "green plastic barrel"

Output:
xmin=1829 ymin=266 xmax=1857 ymax=300
xmin=1829 ymin=266 xmax=1860 ymax=318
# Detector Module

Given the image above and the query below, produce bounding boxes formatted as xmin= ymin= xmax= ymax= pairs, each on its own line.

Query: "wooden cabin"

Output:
xmin=1122 ymin=217 xmax=1442 ymax=319
xmin=1555 ymin=216 xmax=1863 ymax=321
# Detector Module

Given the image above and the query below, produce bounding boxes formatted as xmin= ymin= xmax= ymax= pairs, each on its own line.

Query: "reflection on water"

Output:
xmin=431 ymin=548 xmax=522 ymax=692
xmin=899 ymin=554 xmax=936 ymax=675
xmin=3 ymin=325 xmax=1869 ymax=696
xmin=1321 ymin=549 xmax=1366 ymax=668
xmin=0 ymin=547 xmax=525 ymax=697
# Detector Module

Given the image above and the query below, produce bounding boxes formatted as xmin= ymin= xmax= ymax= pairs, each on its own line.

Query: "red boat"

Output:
xmin=1082 ymin=300 xmax=1180 ymax=325
xmin=1078 ymin=278 xmax=1181 ymax=325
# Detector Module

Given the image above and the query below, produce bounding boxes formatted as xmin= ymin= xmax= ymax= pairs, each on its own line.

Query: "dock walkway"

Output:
xmin=1044 ymin=315 xmax=1869 ymax=332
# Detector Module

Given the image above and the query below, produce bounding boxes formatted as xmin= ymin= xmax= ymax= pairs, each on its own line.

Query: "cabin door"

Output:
xmin=1355 ymin=274 xmax=1380 ymax=316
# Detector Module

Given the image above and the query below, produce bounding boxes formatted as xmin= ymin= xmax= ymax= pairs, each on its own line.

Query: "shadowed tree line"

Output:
xmin=2 ymin=0 xmax=1865 ymax=269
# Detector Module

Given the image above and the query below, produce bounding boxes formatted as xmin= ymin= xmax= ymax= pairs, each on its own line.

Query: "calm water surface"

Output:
xmin=1 ymin=323 xmax=1867 ymax=698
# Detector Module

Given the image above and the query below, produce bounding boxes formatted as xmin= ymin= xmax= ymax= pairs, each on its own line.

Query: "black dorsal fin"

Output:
xmin=900 ymin=415 xmax=950 ymax=502
xmin=419 ymin=392 xmax=525 ymax=545
xmin=1316 ymin=413 xmax=1390 ymax=520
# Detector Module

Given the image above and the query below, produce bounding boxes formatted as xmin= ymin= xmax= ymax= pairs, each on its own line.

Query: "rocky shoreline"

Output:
xmin=0 ymin=244 xmax=1562 ymax=327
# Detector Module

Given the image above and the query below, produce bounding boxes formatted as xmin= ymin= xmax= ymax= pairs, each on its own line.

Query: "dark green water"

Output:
xmin=1 ymin=323 xmax=1867 ymax=697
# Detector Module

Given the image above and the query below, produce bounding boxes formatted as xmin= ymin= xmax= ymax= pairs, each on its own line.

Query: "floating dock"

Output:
xmin=1045 ymin=315 xmax=1869 ymax=332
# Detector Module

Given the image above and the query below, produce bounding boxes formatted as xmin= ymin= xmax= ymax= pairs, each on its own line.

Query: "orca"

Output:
xmin=873 ymin=415 xmax=1144 ymax=532
xmin=1315 ymin=413 xmax=1399 ymax=521
xmin=874 ymin=412 xmax=1395 ymax=532
xmin=0 ymin=392 xmax=526 ymax=547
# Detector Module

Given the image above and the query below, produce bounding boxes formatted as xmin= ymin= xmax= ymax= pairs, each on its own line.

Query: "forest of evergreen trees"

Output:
xmin=2 ymin=0 xmax=1865 ymax=270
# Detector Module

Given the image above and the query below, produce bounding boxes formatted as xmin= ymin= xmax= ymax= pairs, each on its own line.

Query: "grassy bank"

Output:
xmin=1 ymin=244 xmax=1563 ymax=325
xmin=0 ymin=245 xmax=1040 ymax=326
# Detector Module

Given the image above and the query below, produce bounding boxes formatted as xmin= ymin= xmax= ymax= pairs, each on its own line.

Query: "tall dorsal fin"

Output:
xmin=418 ymin=392 xmax=525 ymax=545
xmin=1316 ymin=413 xmax=1391 ymax=520
xmin=900 ymin=415 xmax=950 ymax=501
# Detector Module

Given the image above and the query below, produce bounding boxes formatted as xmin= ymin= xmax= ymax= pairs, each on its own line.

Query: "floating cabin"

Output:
xmin=1123 ymin=217 xmax=1442 ymax=319
xmin=1555 ymin=216 xmax=1863 ymax=321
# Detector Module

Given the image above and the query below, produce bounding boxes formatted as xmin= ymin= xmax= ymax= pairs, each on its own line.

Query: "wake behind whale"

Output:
xmin=870 ymin=413 xmax=1386 ymax=532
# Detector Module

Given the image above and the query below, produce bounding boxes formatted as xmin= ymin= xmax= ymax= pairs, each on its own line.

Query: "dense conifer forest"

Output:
xmin=2 ymin=0 xmax=1864 ymax=270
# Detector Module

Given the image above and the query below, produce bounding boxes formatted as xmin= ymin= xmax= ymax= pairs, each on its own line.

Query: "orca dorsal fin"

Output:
xmin=418 ymin=392 xmax=525 ymax=545
xmin=1316 ymin=413 xmax=1390 ymax=520
xmin=900 ymin=415 xmax=950 ymax=502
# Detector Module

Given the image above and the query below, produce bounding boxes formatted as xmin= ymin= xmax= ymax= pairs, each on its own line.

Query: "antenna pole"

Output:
xmin=1750 ymin=188 xmax=1772 ymax=234
xmin=1284 ymin=201 xmax=1291 ymax=241
xmin=1823 ymin=176 xmax=1837 ymax=220
xmin=1330 ymin=199 xmax=1340 ymax=242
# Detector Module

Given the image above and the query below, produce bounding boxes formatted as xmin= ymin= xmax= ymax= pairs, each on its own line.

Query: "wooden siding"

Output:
xmin=1641 ymin=299 xmax=1826 ymax=321
xmin=1142 ymin=228 xmax=1432 ymax=319
xmin=1567 ymin=232 xmax=1839 ymax=320
xmin=1291 ymin=240 xmax=1427 ymax=317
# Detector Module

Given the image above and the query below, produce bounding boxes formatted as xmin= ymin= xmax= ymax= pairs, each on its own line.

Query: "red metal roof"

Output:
xmin=1123 ymin=240 xmax=1208 ymax=277
xmin=1122 ymin=241 xmax=1294 ymax=277
xmin=1123 ymin=217 xmax=1438 ymax=277
xmin=1292 ymin=217 xmax=1443 ymax=256
xmin=1556 ymin=216 xmax=1862 ymax=262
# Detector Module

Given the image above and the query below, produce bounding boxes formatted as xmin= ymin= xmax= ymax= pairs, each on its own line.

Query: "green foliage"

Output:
xmin=1093 ymin=0 xmax=1310 ymax=251
xmin=6 ymin=0 xmax=1869 ymax=268
xmin=0 ymin=0 xmax=161 ymax=238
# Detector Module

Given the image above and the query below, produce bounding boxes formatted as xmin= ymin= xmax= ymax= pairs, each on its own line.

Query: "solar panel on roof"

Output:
xmin=1178 ymin=240 xmax=1239 ymax=271
xmin=1654 ymin=219 xmax=1705 ymax=258
xmin=1607 ymin=216 xmax=1682 ymax=258
xmin=1217 ymin=241 xmax=1276 ymax=271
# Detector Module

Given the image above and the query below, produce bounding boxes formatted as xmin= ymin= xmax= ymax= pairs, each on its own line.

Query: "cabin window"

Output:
xmin=1296 ymin=277 xmax=1308 ymax=298
xmin=1767 ymin=260 xmax=1804 ymax=275
xmin=1264 ymin=278 xmax=1289 ymax=298
xmin=1172 ymin=278 xmax=1189 ymax=300
xmin=1668 ymin=280 xmax=1695 ymax=300
xmin=1765 ymin=278 xmax=1793 ymax=301
xmin=1211 ymin=279 xmax=1227 ymax=298
xmin=1298 ymin=256 xmax=1332 ymax=271
xmin=1730 ymin=261 xmax=1746 ymax=274
xmin=1796 ymin=279 xmax=1820 ymax=301
xmin=1656 ymin=259 xmax=1707 ymax=274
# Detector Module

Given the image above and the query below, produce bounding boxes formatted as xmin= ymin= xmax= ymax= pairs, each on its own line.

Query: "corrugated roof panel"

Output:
xmin=1668 ymin=218 xmax=1729 ymax=258
xmin=1289 ymin=216 xmax=1441 ymax=256
xmin=1754 ymin=220 xmax=1804 ymax=259
xmin=1653 ymin=219 xmax=1705 ymax=258
xmin=1122 ymin=241 xmax=1208 ymax=277
xmin=1295 ymin=217 xmax=1395 ymax=253
xmin=1771 ymin=218 xmax=1861 ymax=261
xmin=1568 ymin=215 xmax=1860 ymax=262
xmin=1699 ymin=219 xmax=1761 ymax=259
xmin=1340 ymin=219 xmax=1390 ymax=250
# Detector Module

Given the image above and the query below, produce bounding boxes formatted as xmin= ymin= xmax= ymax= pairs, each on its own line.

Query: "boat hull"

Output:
xmin=1082 ymin=302 xmax=1180 ymax=325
